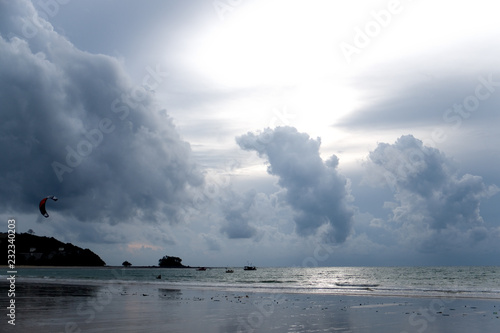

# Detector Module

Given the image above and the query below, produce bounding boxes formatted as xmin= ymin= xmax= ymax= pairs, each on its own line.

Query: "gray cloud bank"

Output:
xmin=336 ymin=45 xmax=500 ymax=133
xmin=220 ymin=189 xmax=258 ymax=239
xmin=1 ymin=1 xmax=498 ymax=264
xmin=0 ymin=1 xmax=202 ymax=224
xmin=237 ymin=126 xmax=354 ymax=243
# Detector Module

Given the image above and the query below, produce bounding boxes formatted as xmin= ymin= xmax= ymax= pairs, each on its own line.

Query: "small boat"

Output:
xmin=197 ymin=267 xmax=207 ymax=271
xmin=244 ymin=266 xmax=256 ymax=271
xmin=225 ymin=269 xmax=234 ymax=273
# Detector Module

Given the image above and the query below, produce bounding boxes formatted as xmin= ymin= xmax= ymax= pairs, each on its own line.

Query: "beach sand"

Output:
xmin=1 ymin=281 xmax=499 ymax=332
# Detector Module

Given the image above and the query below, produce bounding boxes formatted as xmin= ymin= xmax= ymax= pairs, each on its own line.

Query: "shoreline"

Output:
xmin=0 ymin=265 xmax=220 ymax=268
xmin=4 ymin=276 xmax=500 ymax=301
xmin=1 ymin=281 xmax=498 ymax=332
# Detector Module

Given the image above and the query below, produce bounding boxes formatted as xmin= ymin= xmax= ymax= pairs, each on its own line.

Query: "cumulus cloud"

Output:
xmin=0 ymin=1 xmax=203 ymax=225
xmin=367 ymin=135 xmax=498 ymax=249
xmin=236 ymin=126 xmax=354 ymax=243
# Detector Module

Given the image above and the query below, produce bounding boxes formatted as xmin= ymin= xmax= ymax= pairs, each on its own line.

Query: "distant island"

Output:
xmin=158 ymin=255 xmax=188 ymax=268
xmin=1 ymin=232 xmax=106 ymax=266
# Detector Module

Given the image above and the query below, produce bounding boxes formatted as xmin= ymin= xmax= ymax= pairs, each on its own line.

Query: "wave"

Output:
xmin=8 ymin=266 xmax=500 ymax=300
xmin=260 ymin=280 xmax=283 ymax=283
xmin=8 ymin=276 xmax=499 ymax=299
xmin=335 ymin=283 xmax=380 ymax=288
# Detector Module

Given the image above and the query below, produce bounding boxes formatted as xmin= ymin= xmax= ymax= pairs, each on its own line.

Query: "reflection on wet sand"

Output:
xmin=1 ymin=282 xmax=498 ymax=333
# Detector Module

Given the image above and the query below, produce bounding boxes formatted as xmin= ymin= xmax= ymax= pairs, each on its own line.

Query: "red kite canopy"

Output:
xmin=39 ymin=195 xmax=58 ymax=218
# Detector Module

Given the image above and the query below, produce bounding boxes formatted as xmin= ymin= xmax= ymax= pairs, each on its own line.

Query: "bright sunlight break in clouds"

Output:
xmin=1 ymin=0 xmax=499 ymax=267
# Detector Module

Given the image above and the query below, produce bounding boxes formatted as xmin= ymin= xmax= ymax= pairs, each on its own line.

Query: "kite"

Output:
xmin=39 ymin=195 xmax=58 ymax=218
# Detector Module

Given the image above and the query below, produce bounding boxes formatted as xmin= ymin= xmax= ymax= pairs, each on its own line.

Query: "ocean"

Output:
xmin=8 ymin=266 xmax=500 ymax=299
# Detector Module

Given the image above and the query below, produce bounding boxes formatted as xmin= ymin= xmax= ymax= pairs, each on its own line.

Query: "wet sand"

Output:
xmin=1 ymin=281 xmax=499 ymax=332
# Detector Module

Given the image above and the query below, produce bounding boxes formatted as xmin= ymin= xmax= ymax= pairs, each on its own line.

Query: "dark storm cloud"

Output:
xmin=236 ymin=126 xmax=354 ymax=243
xmin=0 ymin=1 xmax=203 ymax=224
xmin=367 ymin=135 xmax=498 ymax=249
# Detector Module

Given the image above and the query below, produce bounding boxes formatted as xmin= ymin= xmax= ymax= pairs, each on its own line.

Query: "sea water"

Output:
xmin=8 ymin=266 xmax=500 ymax=299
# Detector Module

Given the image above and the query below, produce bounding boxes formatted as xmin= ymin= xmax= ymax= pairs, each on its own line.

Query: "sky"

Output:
xmin=1 ymin=0 xmax=499 ymax=267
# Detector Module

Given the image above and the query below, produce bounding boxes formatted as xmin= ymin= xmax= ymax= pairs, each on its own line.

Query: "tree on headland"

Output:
xmin=122 ymin=261 xmax=132 ymax=267
xmin=0 ymin=232 xmax=105 ymax=266
xmin=158 ymin=255 xmax=186 ymax=268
